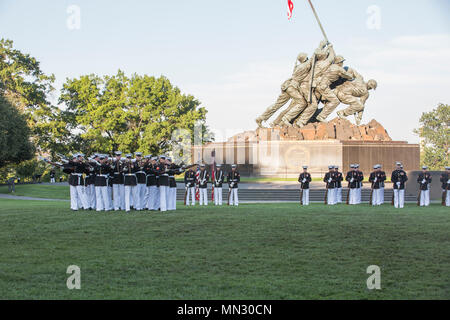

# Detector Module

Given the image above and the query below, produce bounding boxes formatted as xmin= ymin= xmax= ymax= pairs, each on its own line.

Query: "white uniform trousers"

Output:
xmin=113 ymin=184 xmax=125 ymax=211
xmin=136 ymin=183 xmax=146 ymax=210
xmin=379 ymin=188 xmax=385 ymax=205
xmin=349 ymin=188 xmax=358 ymax=205
xmin=145 ymin=186 xmax=160 ymax=210
xmin=172 ymin=187 xmax=177 ymax=210
xmin=327 ymin=188 xmax=337 ymax=205
xmin=357 ymin=188 xmax=362 ymax=204
xmin=199 ymin=188 xmax=208 ymax=206
xmin=371 ymin=189 xmax=378 ymax=206
xmin=85 ymin=185 xmax=96 ymax=209
xmin=336 ymin=188 xmax=343 ymax=203
xmin=445 ymin=189 xmax=450 ymax=206
xmin=125 ymin=186 xmax=139 ymax=212
xmin=186 ymin=187 xmax=196 ymax=206
xmin=214 ymin=187 xmax=223 ymax=205
xmin=301 ymin=189 xmax=309 ymax=206
xmin=95 ymin=186 xmax=110 ymax=211
xmin=91 ymin=185 xmax=97 ymax=209
xmin=129 ymin=186 xmax=134 ymax=208
xmin=143 ymin=186 xmax=150 ymax=209
xmin=159 ymin=186 xmax=168 ymax=212
xmin=70 ymin=186 xmax=79 ymax=210
xmin=168 ymin=187 xmax=177 ymax=211
xmin=229 ymin=188 xmax=239 ymax=206
xmin=107 ymin=186 xmax=113 ymax=210
xmin=75 ymin=185 xmax=88 ymax=210
xmin=376 ymin=189 xmax=384 ymax=205
xmin=155 ymin=186 xmax=161 ymax=210
xmin=420 ymin=190 xmax=430 ymax=207
xmin=165 ymin=186 xmax=171 ymax=210
xmin=133 ymin=183 xmax=145 ymax=210
xmin=146 ymin=186 xmax=158 ymax=210
xmin=394 ymin=189 xmax=405 ymax=208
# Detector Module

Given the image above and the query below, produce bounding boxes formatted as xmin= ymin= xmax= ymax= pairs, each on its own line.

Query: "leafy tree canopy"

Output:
xmin=57 ymin=70 xmax=212 ymax=157
xmin=0 ymin=38 xmax=56 ymax=151
xmin=414 ymin=103 xmax=449 ymax=170
xmin=0 ymin=39 xmax=212 ymax=161
xmin=0 ymin=94 xmax=35 ymax=168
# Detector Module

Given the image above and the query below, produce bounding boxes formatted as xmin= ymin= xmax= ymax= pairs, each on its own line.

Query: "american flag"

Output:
xmin=211 ymin=150 xmax=216 ymax=202
xmin=287 ymin=0 xmax=294 ymax=20
xmin=195 ymin=166 xmax=200 ymax=201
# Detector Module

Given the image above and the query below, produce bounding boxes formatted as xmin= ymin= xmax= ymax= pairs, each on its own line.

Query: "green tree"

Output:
xmin=0 ymin=38 xmax=57 ymax=152
xmin=58 ymin=70 xmax=212 ymax=156
xmin=15 ymin=159 xmax=47 ymax=182
xmin=0 ymin=94 xmax=35 ymax=169
xmin=414 ymin=103 xmax=449 ymax=170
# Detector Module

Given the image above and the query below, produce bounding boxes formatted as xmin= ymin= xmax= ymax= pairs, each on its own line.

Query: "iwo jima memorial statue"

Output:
xmin=193 ymin=1 xmax=419 ymax=177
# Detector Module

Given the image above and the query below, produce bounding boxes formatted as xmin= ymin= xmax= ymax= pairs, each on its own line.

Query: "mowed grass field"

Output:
xmin=0 ymin=198 xmax=449 ymax=300
xmin=0 ymin=184 xmax=69 ymax=199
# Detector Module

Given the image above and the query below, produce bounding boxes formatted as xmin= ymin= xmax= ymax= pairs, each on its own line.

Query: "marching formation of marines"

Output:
xmin=43 ymin=153 xmax=241 ymax=211
xmin=299 ymin=162 xmax=450 ymax=208
xmin=255 ymin=40 xmax=377 ymax=128
xmin=42 ymin=154 xmax=448 ymax=209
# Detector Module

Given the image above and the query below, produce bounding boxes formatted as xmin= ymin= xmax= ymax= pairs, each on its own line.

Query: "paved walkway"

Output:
xmin=0 ymin=194 xmax=68 ymax=201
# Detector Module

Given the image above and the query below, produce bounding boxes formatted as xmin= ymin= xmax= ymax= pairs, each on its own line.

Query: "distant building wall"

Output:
xmin=342 ymin=141 xmax=420 ymax=177
xmin=193 ymin=140 xmax=420 ymax=178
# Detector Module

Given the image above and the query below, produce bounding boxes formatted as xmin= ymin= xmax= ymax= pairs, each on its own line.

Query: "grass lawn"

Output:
xmin=0 ymin=184 xmax=70 ymax=200
xmin=0 ymin=199 xmax=448 ymax=300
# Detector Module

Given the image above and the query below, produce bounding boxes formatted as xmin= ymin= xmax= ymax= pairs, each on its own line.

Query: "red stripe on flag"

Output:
xmin=195 ymin=169 xmax=200 ymax=201
xmin=211 ymin=150 xmax=216 ymax=202
xmin=287 ymin=0 xmax=294 ymax=20
xmin=211 ymin=163 xmax=215 ymax=202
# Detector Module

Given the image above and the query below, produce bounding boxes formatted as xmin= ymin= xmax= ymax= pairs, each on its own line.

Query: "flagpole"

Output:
xmin=211 ymin=149 xmax=215 ymax=202
xmin=306 ymin=0 xmax=329 ymax=102
xmin=307 ymin=0 xmax=329 ymax=43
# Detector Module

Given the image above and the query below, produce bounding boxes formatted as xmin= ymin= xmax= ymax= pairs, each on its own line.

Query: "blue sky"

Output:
xmin=1 ymin=0 xmax=449 ymax=143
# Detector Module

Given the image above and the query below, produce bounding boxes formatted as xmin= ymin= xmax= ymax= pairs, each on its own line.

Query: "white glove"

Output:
xmin=396 ymin=182 xmax=401 ymax=187
xmin=350 ymin=178 xmax=354 ymax=183
xmin=302 ymin=179 xmax=306 ymax=183
xmin=447 ymin=179 xmax=450 ymax=184
xmin=374 ymin=178 xmax=377 ymax=183
xmin=328 ymin=178 xmax=332 ymax=183
xmin=422 ymin=179 xmax=426 ymax=184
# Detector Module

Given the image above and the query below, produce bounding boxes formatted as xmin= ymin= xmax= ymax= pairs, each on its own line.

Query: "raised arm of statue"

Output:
xmin=339 ymin=68 xmax=354 ymax=81
xmin=347 ymin=67 xmax=363 ymax=81
xmin=326 ymin=45 xmax=336 ymax=64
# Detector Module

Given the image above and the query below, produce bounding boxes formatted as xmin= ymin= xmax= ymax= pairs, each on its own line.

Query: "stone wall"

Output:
xmin=192 ymin=119 xmax=419 ymax=178
xmin=342 ymin=141 xmax=420 ymax=177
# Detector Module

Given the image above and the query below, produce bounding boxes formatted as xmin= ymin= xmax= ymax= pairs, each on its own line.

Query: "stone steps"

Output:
xmin=175 ymin=189 xmax=417 ymax=202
